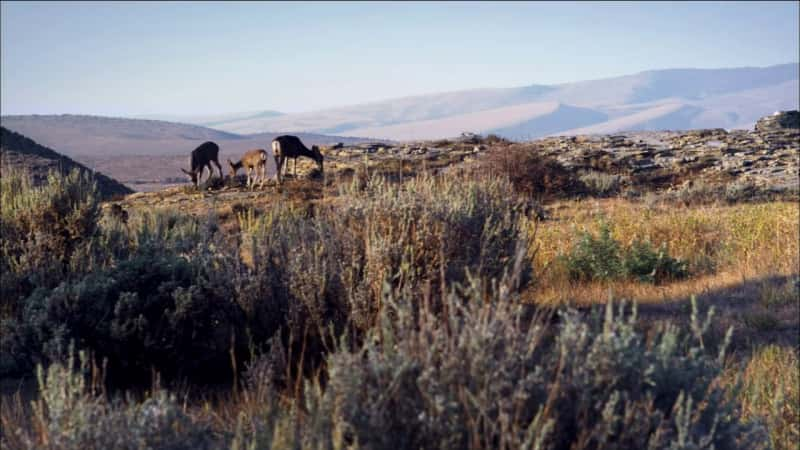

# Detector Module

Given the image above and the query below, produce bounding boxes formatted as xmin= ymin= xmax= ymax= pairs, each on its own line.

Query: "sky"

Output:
xmin=1 ymin=1 xmax=798 ymax=116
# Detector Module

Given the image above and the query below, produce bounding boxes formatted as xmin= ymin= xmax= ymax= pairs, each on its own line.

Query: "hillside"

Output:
xmin=194 ymin=63 xmax=799 ymax=140
xmin=0 ymin=127 xmax=132 ymax=199
xmin=0 ymin=114 xmax=370 ymax=158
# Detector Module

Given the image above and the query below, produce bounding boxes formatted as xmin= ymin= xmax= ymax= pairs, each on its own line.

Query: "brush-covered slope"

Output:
xmin=0 ymin=127 xmax=133 ymax=199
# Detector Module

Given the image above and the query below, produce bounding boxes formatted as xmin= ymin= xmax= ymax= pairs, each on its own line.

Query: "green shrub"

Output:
xmin=2 ymin=248 xmax=248 ymax=382
xmin=565 ymin=222 xmax=624 ymax=281
xmin=565 ymin=223 xmax=689 ymax=284
xmin=623 ymin=238 xmax=689 ymax=283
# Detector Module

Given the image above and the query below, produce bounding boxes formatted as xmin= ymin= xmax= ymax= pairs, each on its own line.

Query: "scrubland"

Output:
xmin=1 ymin=141 xmax=797 ymax=449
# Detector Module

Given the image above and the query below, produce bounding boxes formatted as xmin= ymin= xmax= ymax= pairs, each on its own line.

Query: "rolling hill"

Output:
xmin=0 ymin=127 xmax=133 ymax=199
xmin=0 ymin=114 xmax=370 ymax=158
xmin=187 ymin=63 xmax=799 ymax=140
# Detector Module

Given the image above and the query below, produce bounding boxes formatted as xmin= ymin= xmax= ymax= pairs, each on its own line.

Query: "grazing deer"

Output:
xmin=181 ymin=141 xmax=223 ymax=188
xmin=228 ymin=149 xmax=268 ymax=189
xmin=271 ymin=135 xmax=324 ymax=183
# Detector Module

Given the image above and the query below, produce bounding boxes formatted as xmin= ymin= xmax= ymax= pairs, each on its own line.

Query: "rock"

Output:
xmin=755 ymin=110 xmax=800 ymax=131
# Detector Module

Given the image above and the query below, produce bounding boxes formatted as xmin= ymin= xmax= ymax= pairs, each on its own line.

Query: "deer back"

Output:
xmin=190 ymin=141 xmax=220 ymax=172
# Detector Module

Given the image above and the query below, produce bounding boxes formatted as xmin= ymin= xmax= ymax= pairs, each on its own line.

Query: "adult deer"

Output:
xmin=181 ymin=141 xmax=223 ymax=188
xmin=271 ymin=135 xmax=324 ymax=184
xmin=228 ymin=149 xmax=268 ymax=189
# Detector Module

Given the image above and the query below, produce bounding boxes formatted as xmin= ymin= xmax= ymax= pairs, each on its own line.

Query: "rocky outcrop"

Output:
xmin=529 ymin=125 xmax=798 ymax=193
xmin=314 ymin=113 xmax=798 ymax=195
xmin=755 ymin=110 xmax=800 ymax=132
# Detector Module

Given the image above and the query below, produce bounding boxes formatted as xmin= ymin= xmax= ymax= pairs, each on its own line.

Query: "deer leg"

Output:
xmin=205 ymin=164 xmax=213 ymax=184
xmin=214 ymin=159 xmax=223 ymax=179
xmin=275 ymin=156 xmax=284 ymax=184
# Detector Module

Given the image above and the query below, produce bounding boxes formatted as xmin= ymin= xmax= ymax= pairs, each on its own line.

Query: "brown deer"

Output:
xmin=228 ymin=149 xmax=268 ymax=189
xmin=271 ymin=135 xmax=324 ymax=184
xmin=181 ymin=141 xmax=223 ymax=188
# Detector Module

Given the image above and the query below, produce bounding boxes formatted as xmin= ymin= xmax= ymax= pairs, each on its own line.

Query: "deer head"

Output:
xmin=181 ymin=167 xmax=198 ymax=187
xmin=311 ymin=145 xmax=324 ymax=173
xmin=228 ymin=159 xmax=240 ymax=178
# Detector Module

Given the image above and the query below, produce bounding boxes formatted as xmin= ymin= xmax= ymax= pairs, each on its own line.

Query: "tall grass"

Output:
xmin=724 ymin=345 xmax=800 ymax=450
xmin=529 ymin=199 xmax=799 ymax=304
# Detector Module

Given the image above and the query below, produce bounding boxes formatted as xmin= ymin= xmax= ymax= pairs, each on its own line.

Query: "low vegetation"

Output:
xmin=1 ymin=136 xmax=797 ymax=450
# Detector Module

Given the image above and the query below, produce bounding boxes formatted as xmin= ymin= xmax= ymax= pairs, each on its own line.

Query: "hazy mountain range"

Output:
xmin=136 ymin=63 xmax=799 ymax=140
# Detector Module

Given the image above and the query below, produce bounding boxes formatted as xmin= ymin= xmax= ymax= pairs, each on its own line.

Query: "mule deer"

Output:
xmin=228 ymin=149 xmax=268 ymax=189
xmin=271 ymin=135 xmax=324 ymax=183
xmin=181 ymin=141 xmax=223 ymax=188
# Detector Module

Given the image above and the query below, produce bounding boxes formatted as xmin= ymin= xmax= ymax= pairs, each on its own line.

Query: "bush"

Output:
xmin=8 ymin=351 xmax=217 ymax=450
xmin=2 ymin=248 xmax=247 ymax=383
xmin=564 ymin=223 xmax=689 ymax=284
xmin=8 ymin=290 xmax=769 ymax=450
xmin=579 ymin=171 xmax=623 ymax=197
xmin=236 ymin=282 xmax=766 ymax=450
xmin=565 ymin=222 xmax=624 ymax=281
xmin=482 ymin=146 xmax=585 ymax=199
xmin=623 ymin=238 xmax=688 ymax=283
xmin=1 ymin=168 xmax=100 ymax=317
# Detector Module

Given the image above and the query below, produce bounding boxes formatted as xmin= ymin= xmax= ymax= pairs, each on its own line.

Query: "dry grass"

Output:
xmin=527 ymin=198 xmax=799 ymax=305
xmin=722 ymin=345 xmax=800 ymax=450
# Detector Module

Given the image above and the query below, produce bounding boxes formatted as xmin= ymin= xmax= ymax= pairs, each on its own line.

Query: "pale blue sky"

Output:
xmin=1 ymin=1 xmax=798 ymax=116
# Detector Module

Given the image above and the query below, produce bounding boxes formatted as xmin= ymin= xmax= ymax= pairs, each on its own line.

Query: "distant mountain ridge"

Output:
xmin=180 ymin=63 xmax=799 ymax=140
xmin=134 ymin=110 xmax=285 ymax=128
xmin=0 ymin=126 xmax=133 ymax=199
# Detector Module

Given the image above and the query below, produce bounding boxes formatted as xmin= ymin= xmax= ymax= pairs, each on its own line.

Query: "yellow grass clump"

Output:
xmin=527 ymin=199 xmax=799 ymax=305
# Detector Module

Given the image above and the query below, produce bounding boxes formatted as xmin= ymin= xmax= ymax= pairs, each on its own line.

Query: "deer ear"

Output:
xmin=181 ymin=168 xmax=191 ymax=175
